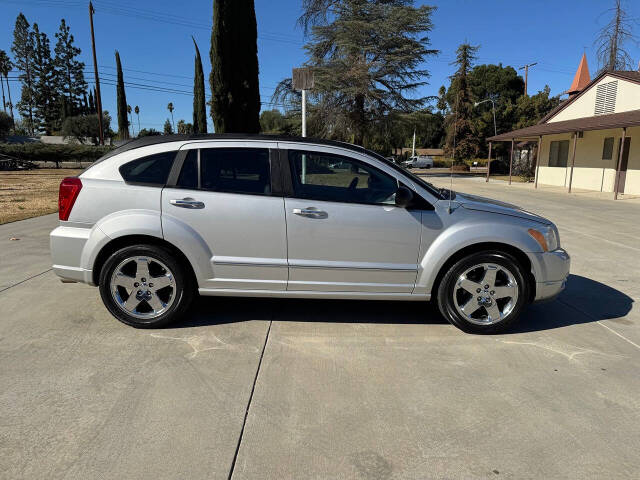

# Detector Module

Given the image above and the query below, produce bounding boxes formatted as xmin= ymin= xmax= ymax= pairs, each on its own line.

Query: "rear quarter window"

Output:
xmin=119 ymin=151 xmax=177 ymax=185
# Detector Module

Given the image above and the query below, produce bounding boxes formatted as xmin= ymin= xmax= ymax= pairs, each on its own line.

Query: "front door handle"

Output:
xmin=292 ymin=207 xmax=327 ymax=218
xmin=170 ymin=198 xmax=205 ymax=209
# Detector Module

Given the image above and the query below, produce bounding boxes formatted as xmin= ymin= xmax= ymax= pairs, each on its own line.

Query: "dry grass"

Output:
xmin=0 ymin=169 xmax=83 ymax=225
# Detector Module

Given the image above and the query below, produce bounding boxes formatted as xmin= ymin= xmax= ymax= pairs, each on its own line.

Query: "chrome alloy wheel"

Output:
xmin=452 ymin=263 xmax=519 ymax=325
xmin=110 ymin=256 xmax=176 ymax=320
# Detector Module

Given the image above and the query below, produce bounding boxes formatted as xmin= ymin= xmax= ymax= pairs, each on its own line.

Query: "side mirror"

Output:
xmin=395 ymin=186 xmax=414 ymax=208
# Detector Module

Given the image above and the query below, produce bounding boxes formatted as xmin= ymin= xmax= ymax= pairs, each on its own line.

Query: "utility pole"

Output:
xmin=89 ymin=2 xmax=104 ymax=145
xmin=519 ymin=62 xmax=537 ymax=96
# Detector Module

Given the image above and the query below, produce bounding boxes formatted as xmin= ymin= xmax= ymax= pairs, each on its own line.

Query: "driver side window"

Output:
xmin=288 ymin=150 xmax=398 ymax=205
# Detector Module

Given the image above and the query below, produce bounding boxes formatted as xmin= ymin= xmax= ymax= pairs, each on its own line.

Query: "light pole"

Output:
xmin=474 ymin=99 xmax=497 ymax=182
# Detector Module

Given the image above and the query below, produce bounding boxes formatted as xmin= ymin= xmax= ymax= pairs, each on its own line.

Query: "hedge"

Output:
xmin=0 ymin=143 xmax=113 ymax=164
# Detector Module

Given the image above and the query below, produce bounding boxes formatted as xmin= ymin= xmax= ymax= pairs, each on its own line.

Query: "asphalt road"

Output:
xmin=1 ymin=179 xmax=639 ymax=479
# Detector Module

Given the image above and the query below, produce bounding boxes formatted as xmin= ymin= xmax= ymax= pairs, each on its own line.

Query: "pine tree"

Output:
xmin=444 ymin=43 xmax=479 ymax=161
xmin=192 ymin=37 xmax=207 ymax=134
xmin=210 ymin=0 xmax=261 ymax=133
xmin=115 ymin=50 xmax=129 ymax=139
xmin=273 ymin=0 xmax=438 ymax=146
xmin=595 ymin=0 xmax=637 ymax=71
xmin=32 ymin=24 xmax=58 ymax=134
xmin=54 ymin=19 xmax=87 ymax=116
xmin=88 ymin=89 xmax=95 ymax=113
xmin=12 ymin=13 xmax=36 ymax=135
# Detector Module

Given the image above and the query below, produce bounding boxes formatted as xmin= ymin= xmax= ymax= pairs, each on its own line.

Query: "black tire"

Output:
xmin=436 ymin=251 xmax=529 ymax=334
xmin=99 ymin=244 xmax=194 ymax=328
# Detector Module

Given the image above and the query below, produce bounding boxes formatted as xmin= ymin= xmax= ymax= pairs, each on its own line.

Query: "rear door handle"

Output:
xmin=292 ymin=207 xmax=327 ymax=218
xmin=170 ymin=198 xmax=205 ymax=209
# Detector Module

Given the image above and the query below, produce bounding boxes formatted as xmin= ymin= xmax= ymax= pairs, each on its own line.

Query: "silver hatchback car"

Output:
xmin=50 ymin=135 xmax=569 ymax=333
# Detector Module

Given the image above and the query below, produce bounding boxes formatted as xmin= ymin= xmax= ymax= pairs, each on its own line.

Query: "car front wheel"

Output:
xmin=437 ymin=251 xmax=529 ymax=334
xmin=99 ymin=244 xmax=194 ymax=328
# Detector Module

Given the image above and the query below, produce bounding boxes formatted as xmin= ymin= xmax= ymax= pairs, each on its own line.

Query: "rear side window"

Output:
xmin=119 ymin=150 xmax=177 ymax=185
xmin=200 ymin=148 xmax=271 ymax=195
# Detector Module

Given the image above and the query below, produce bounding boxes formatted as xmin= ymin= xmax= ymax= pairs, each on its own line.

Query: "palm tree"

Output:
xmin=0 ymin=50 xmax=14 ymax=126
xmin=167 ymin=102 xmax=175 ymax=131
xmin=127 ymin=104 xmax=134 ymax=137
xmin=134 ymin=105 xmax=140 ymax=133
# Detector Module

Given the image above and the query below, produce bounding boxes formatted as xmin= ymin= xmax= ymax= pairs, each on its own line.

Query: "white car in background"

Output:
xmin=403 ymin=155 xmax=434 ymax=169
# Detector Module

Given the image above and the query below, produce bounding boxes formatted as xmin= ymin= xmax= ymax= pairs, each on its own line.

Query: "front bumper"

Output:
xmin=529 ymin=248 xmax=570 ymax=302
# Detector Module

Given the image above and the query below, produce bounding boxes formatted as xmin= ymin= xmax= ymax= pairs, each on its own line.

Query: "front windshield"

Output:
xmin=368 ymin=150 xmax=447 ymax=200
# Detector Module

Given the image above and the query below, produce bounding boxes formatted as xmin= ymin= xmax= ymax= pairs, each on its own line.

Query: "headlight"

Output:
xmin=528 ymin=226 xmax=559 ymax=252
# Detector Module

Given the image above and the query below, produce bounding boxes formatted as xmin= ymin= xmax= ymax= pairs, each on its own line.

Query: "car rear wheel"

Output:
xmin=99 ymin=244 xmax=194 ymax=328
xmin=437 ymin=251 xmax=528 ymax=334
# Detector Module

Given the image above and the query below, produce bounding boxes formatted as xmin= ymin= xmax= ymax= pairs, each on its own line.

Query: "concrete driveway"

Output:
xmin=1 ymin=179 xmax=638 ymax=479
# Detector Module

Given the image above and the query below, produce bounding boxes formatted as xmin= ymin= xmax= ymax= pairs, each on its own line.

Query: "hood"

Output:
xmin=454 ymin=192 xmax=551 ymax=225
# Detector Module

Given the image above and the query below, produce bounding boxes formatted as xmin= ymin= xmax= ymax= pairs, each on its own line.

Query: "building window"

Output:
xmin=549 ymin=140 xmax=569 ymax=167
xmin=602 ymin=137 xmax=615 ymax=160
xmin=594 ymin=81 xmax=617 ymax=115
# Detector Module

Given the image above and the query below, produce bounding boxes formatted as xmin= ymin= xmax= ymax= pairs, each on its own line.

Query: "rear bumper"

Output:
xmin=50 ymin=224 xmax=97 ymax=285
xmin=529 ymin=248 xmax=570 ymax=302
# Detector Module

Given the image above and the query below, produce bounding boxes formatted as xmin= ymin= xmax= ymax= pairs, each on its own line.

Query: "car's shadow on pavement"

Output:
xmin=170 ymin=274 xmax=633 ymax=334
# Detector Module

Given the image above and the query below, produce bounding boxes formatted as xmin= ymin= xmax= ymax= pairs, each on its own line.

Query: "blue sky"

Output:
xmin=1 ymin=0 xmax=639 ymax=133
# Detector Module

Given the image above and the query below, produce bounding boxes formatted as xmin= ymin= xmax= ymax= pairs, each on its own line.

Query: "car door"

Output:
xmin=281 ymin=145 xmax=422 ymax=293
xmin=162 ymin=141 xmax=288 ymax=291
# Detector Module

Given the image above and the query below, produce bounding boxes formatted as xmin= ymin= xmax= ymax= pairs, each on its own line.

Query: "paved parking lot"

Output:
xmin=1 ymin=178 xmax=639 ymax=479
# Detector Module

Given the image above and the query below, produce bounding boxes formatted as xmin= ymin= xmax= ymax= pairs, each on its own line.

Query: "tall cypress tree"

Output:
xmin=32 ymin=24 xmax=57 ymax=134
xmin=210 ymin=0 xmax=261 ymax=133
xmin=12 ymin=13 xmax=36 ymax=135
xmin=88 ymin=89 xmax=95 ymax=113
xmin=54 ymin=19 xmax=87 ymax=116
xmin=115 ymin=50 xmax=129 ymax=139
xmin=192 ymin=37 xmax=207 ymax=134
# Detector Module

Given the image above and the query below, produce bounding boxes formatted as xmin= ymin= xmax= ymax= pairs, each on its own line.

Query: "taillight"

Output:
xmin=58 ymin=177 xmax=82 ymax=221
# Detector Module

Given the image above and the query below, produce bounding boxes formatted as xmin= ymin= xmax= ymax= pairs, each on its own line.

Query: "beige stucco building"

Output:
xmin=489 ymin=57 xmax=640 ymax=198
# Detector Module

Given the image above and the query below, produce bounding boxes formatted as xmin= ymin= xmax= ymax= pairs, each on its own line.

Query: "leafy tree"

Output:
xmin=210 ymin=0 xmax=261 ymax=133
xmin=167 ymin=102 xmax=175 ymax=131
xmin=444 ymin=42 xmax=480 ymax=161
xmin=0 ymin=111 xmax=13 ymax=138
xmin=595 ymin=0 xmax=638 ymax=71
xmin=163 ymin=119 xmax=173 ymax=134
xmin=32 ymin=24 xmax=58 ymax=134
xmin=259 ymin=109 xmax=298 ymax=135
xmin=513 ymin=86 xmax=560 ymax=129
xmin=61 ymin=112 xmax=111 ymax=145
xmin=115 ymin=50 xmax=129 ymax=139
xmin=138 ymin=128 xmax=161 ymax=137
xmin=192 ymin=37 xmax=207 ymax=134
xmin=177 ymin=119 xmax=194 ymax=134
xmin=467 ymin=63 xmax=524 ymax=157
xmin=0 ymin=50 xmax=14 ymax=126
xmin=275 ymin=0 xmax=438 ymax=147
xmin=12 ymin=13 xmax=36 ymax=135
xmin=53 ymin=19 xmax=87 ymax=116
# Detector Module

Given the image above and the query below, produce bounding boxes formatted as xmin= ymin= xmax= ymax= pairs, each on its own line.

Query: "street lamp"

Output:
xmin=474 ymin=99 xmax=497 ymax=182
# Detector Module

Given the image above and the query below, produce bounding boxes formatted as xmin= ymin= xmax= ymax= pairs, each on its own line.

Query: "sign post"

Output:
xmin=292 ymin=67 xmax=314 ymax=138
